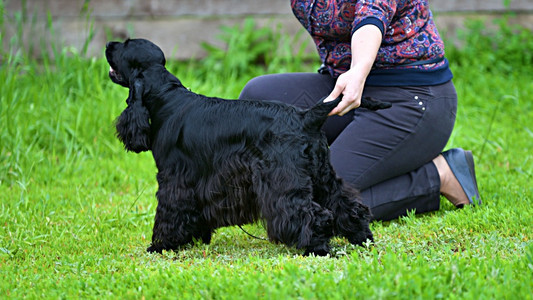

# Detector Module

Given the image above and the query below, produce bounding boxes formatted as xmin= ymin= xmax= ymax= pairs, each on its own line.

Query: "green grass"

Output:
xmin=1 ymin=15 xmax=533 ymax=299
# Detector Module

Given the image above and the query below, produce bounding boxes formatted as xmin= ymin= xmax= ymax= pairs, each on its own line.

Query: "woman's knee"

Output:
xmin=239 ymin=75 xmax=277 ymax=100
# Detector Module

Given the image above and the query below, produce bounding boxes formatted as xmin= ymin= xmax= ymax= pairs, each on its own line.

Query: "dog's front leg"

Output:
xmin=147 ymin=178 xmax=204 ymax=253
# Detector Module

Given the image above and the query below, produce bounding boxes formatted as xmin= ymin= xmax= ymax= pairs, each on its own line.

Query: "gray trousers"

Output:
xmin=239 ymin=73 xmax=458 ymax=221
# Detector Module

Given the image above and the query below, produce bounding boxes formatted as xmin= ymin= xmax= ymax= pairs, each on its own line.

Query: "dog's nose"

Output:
xmin=106 ymin=41 xmax=118 ymax=49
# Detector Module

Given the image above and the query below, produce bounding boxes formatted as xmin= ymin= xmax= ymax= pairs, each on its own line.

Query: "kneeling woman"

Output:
xmin=239 ymin=0 xmax=481 ymax=220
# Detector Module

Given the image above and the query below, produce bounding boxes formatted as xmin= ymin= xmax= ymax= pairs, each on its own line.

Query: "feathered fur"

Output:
xmin=105 ymin=38 xmax=382 ymax=255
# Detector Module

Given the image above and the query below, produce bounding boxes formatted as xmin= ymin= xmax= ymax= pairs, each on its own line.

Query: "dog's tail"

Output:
xmin=303 ymin=96 xmax=392 ymax=131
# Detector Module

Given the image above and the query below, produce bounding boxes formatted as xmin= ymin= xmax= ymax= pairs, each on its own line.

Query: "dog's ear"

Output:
xmin=116 ymin=78 xmax=151 ymax=153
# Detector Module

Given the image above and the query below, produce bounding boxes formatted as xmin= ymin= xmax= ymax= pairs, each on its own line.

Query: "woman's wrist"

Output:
xmin=349 ymin=62 xmax=373 ymax=81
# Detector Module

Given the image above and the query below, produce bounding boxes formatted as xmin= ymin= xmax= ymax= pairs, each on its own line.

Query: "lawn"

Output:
xmin=1 ymin=13 xmax=532 ymax=299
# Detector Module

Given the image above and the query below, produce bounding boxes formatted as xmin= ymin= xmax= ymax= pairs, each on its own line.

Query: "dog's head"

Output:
xmin=105 ymin=38 xmax=166 ymax=87
xmin=106 ymin=38 xmax=165 ymax=153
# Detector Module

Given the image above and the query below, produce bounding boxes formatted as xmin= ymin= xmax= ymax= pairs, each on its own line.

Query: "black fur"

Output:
xmin=105 ymin=38 xmax=383 ymax=256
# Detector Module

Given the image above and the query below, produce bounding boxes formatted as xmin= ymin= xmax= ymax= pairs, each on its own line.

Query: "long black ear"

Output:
xmin=115 ymin=78 xmax=151 ymax=153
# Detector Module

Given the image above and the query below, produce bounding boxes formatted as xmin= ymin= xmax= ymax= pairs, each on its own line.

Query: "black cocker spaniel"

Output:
xmin=105 ymin=38 xmax=389 ymax=256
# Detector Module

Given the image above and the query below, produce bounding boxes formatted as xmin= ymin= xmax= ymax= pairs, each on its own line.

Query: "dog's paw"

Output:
xmin=146 ymin=244 xmax=163 ymax=254
xmin=303 ymin=245 xmax=331 ymax=257
xmin=347 ymin=232 xmax=374 ymax=247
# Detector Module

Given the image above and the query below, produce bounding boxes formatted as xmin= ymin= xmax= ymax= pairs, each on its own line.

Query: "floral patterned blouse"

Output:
xmin=291 ymin=0 xmax=453 ymax=86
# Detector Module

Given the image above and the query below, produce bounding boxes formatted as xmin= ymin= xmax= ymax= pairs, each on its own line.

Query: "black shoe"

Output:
xmin=441 ymin=148 xmax=481 ymax=206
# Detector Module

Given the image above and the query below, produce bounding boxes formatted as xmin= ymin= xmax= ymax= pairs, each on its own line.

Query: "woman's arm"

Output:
xmin=325 ymin=24 xmax=382 ymax=116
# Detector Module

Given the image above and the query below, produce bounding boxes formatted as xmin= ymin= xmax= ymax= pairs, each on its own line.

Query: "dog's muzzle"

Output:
xmin=108 ymin=66 xmax=123 ymax=83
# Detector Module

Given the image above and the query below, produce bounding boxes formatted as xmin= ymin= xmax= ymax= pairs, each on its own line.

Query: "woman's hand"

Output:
xmin=323 ymin=24 xmax=383 ymax=116
xmin=324 ymin=67 xmax=367 ymax=116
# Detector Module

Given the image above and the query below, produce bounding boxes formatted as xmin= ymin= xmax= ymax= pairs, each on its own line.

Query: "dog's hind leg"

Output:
xmin=301 ymin=202 xmax=335 ymax=256
xmin=334 ymin=187 xmax=374 ymax=246
xmin=318 ymin=177 xmax=374 ymax=246
xmin=255 ymin=172 xmax=334 ymax=256
xmin=310 ymin=146 xmax=373 ymax=246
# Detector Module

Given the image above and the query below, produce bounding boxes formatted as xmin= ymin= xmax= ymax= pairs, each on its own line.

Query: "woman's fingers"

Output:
xmin=324 ymin=81 xmax=345 ymax=102
xmin=324 ymin=69 xmax=365 ymax=116
xmin=333 ymin=96 xmax=361 ymax=116
xmin=327 ymin=86 xmax=362 ymax=116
